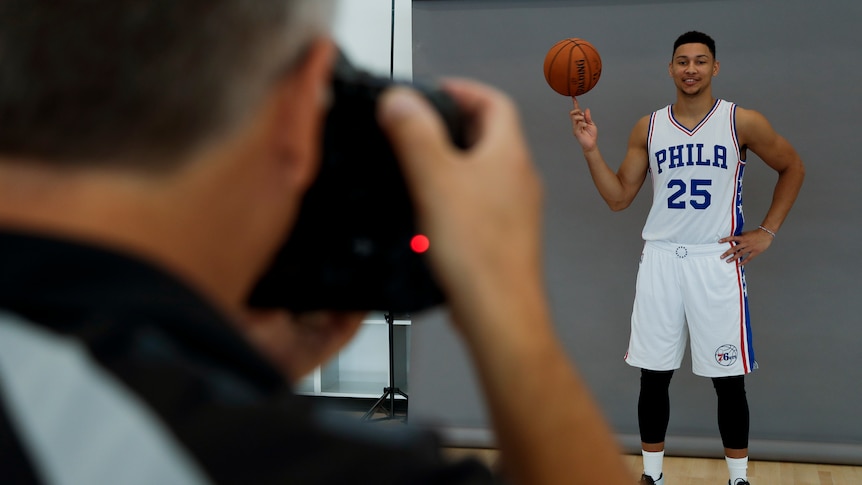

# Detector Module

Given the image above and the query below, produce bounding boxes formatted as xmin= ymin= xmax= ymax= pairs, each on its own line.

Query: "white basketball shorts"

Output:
xmin=624 ymin=240 xmax=757 ymax=377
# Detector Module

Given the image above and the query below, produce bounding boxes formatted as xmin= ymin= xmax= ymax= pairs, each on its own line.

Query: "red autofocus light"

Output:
xmin=410 ymin=234 xmax=430 ymax=254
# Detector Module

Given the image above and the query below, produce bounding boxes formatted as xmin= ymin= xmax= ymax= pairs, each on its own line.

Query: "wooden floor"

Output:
xmin=340 ymin=403 xmax=861 ymax=484
xmin=442 ymin=448 xmax=862 ymax=485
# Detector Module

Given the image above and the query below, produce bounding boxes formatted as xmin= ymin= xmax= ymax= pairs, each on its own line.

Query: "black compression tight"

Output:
xmin=712 ymin=375 xmax=749 ymax=450
xmin=638 ymin=371 xmax=749 ymax=450
xmin=638 ymin=369 xmax=673 ymax=444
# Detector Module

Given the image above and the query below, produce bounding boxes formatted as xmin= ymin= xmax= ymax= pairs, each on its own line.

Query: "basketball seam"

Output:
xmin=547 ymin=41 xmax=568 ymax=94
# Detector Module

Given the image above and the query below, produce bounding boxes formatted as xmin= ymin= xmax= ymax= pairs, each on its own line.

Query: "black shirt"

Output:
xmin=0 ymin=231 xmax=496 ymax=484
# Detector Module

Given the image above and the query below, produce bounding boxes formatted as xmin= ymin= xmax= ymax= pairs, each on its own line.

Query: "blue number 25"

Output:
xmin=667 ymin=178 xmax=712 ymax=209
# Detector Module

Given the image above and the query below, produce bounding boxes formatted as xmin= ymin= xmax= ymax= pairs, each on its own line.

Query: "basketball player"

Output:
xmin=569 ymin=31 xmax=805 ymax=485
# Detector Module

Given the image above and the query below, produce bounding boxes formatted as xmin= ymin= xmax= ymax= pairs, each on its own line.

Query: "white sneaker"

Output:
xmin=639 ymin=473 xmax=664 ymax=485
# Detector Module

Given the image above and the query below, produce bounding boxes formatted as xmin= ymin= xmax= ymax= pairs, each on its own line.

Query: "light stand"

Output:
xmin=361 ymin=312 xmax=408 ymax=421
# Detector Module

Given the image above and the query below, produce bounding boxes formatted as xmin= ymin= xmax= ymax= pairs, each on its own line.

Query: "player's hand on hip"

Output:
xmin=719 ymin=229 xmax=774 ymax=265
xmin=377 ymin=79 xmax=544 ymax=330
xmin=570 ymin=96 xmax=598 ymax=151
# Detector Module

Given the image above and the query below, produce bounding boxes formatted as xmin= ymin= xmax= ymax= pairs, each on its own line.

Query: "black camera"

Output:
xmin=247 ymin=52 xmax=467 ymax=313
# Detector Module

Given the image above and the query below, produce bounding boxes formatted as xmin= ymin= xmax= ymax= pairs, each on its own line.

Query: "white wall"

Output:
xmin=332 ymin=0 xmax=412 ymax=80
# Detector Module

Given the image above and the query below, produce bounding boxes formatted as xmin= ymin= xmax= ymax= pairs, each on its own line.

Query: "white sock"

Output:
xmin=642 ymin=449 xmax=664 ymax=481
xmin=726 ymin=456 xmax=748 ymax=483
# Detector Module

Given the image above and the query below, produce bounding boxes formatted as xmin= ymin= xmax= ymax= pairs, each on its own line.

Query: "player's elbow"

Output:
xmin=780 ymin=156 xmax=806 ymax=186
xmin=795 ymin=159 xmax=806 ymax=182
xmin=605 ymin=192 xmax=635 ymax=211
xmin=606 ymin=198 xmax=632 ymax=212
xmin=603 ymin=181 xmax=639 ymax=211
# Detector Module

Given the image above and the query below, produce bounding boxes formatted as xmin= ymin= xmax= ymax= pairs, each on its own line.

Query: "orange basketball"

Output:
xmin=543 ymin=38 xmax=602 ymax=96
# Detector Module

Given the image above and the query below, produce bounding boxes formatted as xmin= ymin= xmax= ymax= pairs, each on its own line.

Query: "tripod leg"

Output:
xmin=361 ymin=389 xmax=392 ymax=421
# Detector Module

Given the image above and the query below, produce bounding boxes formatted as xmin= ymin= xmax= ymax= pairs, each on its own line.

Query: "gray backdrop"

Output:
xmin=407 ymin=0 xmax=862 ymax=464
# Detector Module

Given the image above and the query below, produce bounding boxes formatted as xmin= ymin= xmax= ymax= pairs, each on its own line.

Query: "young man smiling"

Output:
xmin=569 ymin=31 xmax=805 ymax=485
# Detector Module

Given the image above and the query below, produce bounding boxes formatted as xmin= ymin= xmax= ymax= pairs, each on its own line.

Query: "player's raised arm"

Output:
xmin=571 ymin=98 xmax=650 ymax=211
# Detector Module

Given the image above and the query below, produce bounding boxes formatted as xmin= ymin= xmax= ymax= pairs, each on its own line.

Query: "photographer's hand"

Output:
xmin=379 ymin=80 xmax=540 ymax=329
xmin=378 ymin=81 xmax=631 ymax=485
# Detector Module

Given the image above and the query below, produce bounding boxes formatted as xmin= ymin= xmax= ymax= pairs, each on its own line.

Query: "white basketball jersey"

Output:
xmin=642 ymin=100 xmax=745 ymax=244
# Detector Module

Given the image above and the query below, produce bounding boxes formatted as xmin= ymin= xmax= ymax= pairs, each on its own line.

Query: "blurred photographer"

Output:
xmin=0 ymin=1 xmax=630 ymax=484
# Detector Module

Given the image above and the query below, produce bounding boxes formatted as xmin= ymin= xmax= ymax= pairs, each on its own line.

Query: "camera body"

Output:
xmin=247 ymin=53 xmax=466 ymax=313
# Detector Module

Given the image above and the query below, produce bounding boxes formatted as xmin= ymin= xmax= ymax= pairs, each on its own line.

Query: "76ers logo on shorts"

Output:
xmin=715 ymin=344 xmax=738 ymax=366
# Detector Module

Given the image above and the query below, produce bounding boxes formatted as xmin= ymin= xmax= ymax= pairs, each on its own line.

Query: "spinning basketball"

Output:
xmin=543 ymin=38 xmax=602 ymax=96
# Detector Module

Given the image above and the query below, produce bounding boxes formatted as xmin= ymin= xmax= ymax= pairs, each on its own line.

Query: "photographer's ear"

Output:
xmin=267 ymin=38 xmax=336 ymax=191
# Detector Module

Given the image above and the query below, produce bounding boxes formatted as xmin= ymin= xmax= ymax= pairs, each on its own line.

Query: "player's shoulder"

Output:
xmin=633 ymin=104 xmax=668 ymax=131
xmin=630 ymin=104 xmax=669 ymax=143
xmin=636 ymin=113 xmax=653 ymax=126
xmin=630 ymin=114 xmax=652 ymax=141
xmin=637 ymin=104 xmax=671 ymax=127
xmin=727 ymin=102 xmax=778 ymax=147
xmin=724 ymin=100 xmax=762 ymax=120
xmin=638 ymin=104 xmax=669 ymax=124
xmin=731 ymin=103 xmax=773 ymax=132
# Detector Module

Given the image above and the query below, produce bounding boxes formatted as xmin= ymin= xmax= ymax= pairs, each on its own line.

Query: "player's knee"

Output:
xmin=712 ymin=375 xmax=745 ymax=398
xmin=641 ymin=369 xmax=674 ymax=389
